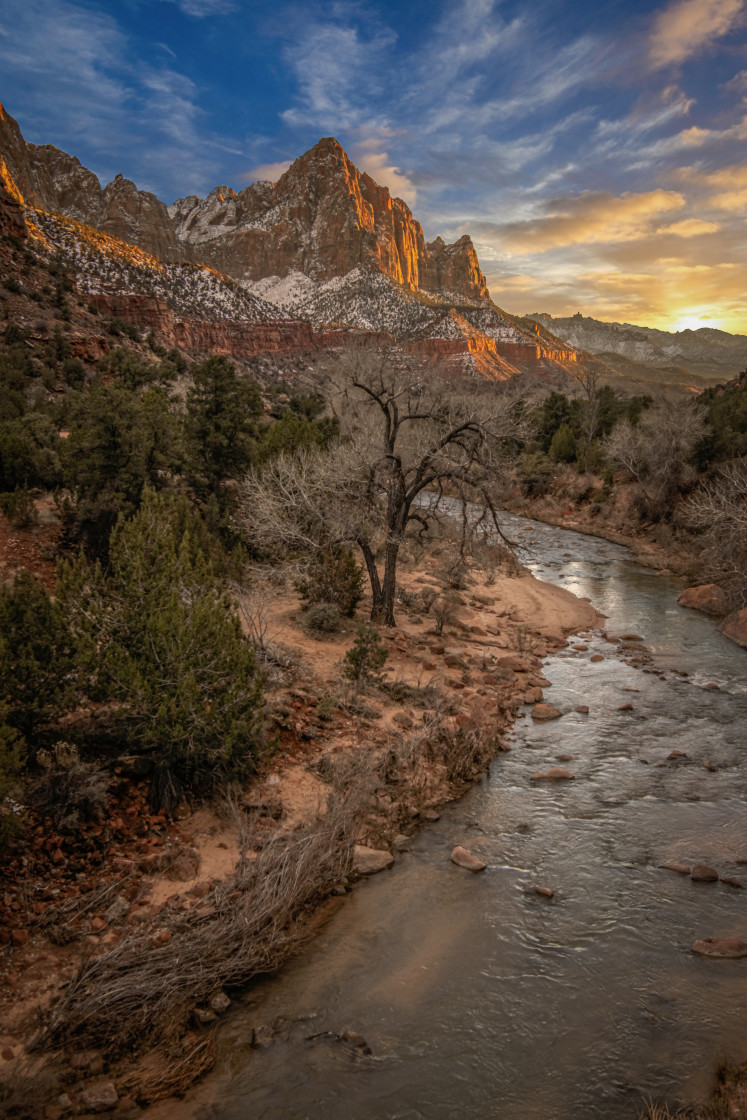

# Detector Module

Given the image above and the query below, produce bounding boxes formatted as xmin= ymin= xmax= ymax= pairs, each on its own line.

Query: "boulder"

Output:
xmin=80 ymin=1083 xmax=118 ymax=1113
xmin=691 ymin=865 xmax=719 ymax=882
xmin=678 ymin=584 xmax=729 ymax=617
xmin=574 ymin=705 xmax=589 ymax=715
xmin=531 ymin=767 xmax=575 ymax=781
xmin=497 ymin=655 xmax=530 ymax=672
xmin=659 ymin=862 xmax=691 ymax=875
xmin=352 ymin=846 xmax=394 ymax=875
xmin=534 ymin=886 xmax=554 ymax=898
xmin=719 ymin=609 xmax=747 ymax=650
xmin=531 ymin=704 xmax=562 ymax=721
xmin=692 ymin=938 xmax=747 ymax=959
xmin=450 ymin=846 xmax=487 ymax=872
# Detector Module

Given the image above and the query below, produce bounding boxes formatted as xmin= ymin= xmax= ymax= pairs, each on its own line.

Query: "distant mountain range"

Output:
xmin=1 ymin=98 xmax=743 ymax=391
xmin=526 ymin=313 xmax=747 ymax=385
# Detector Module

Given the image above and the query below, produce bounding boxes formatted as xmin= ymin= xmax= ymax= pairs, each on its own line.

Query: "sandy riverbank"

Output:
xmin=0 ymin=553 xmax=602 ymax=1117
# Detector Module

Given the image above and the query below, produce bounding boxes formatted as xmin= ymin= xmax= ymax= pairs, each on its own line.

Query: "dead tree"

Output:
xmin=242 ymin=345 xmax=528 ymax=626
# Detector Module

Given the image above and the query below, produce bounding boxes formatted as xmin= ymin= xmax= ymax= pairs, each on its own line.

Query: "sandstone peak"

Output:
xmin=0 ymin=99 xmax=490 ymax=303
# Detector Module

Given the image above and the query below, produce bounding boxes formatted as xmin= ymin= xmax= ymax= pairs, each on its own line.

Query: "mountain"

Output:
xmin=1 ymin=99 xmax=583 ymax=383
xmin=527 ymin=312 xmax=747 ymax=383
xmin=1 ymin=105 xmax=487 ymax=302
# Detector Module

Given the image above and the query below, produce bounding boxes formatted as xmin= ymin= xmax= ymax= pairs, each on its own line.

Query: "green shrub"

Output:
xmin=342 ymin=624 xmax=389 ymax=689
xmin=0 ymin=702 xmax=26 ymax=850
xmin=0 ymin=487 xmax=38 ymax=528
xmin=295 ymin=546 xmax=364 ymax=617
xmin=549 ymin=423 xmax=577 ymax=463
xmin=0 ymin=570 xmax=75 ymax=739
xmin=59 ymin=489 xmax=265 ymax=807
xmin=304 ymin=602 xmax=342 ymax=634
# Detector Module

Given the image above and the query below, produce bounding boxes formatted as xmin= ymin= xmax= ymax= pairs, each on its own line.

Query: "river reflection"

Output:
xmin=174 ymin=516 xmax=747 ymax=1120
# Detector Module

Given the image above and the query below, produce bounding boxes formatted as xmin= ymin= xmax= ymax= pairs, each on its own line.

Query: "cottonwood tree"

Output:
xmin=242 ymin=346 xmax=528 ymax=626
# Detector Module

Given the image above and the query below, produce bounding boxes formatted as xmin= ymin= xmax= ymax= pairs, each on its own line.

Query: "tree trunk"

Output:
xmin=370 ymin=539 xmax=398 ymax=626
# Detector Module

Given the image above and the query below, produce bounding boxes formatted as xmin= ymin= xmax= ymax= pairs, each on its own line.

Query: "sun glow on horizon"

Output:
xmin=672 ymin=313 xmax=724 ymax=332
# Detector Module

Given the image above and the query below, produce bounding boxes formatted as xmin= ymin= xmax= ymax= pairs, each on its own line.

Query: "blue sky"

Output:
xmin=1 ymin=0 xmax=745 ymax=330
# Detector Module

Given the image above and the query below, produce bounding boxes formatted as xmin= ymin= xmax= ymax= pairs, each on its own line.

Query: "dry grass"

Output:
xmin=34 ymin=786 xmax=365 ymax=1060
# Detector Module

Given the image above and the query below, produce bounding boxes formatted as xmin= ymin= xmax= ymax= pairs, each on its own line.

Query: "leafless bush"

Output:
xmin=36 ymin=786 xmax=365 ymax=1060
xmin=425 ymin=723 xmax=497 ymax=785
xmin=29 ymin=743 xmax=110 ymax=832
xmin=431 ymin=592 xmax=461 ymax=635
xmin=682 ymin=460 xmax=747 ymax=608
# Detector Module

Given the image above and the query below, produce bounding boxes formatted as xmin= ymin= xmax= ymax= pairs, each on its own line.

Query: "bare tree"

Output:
xmin=569 ymin=366 xmax=602 ymax=465
xmin=683 ymin=459 xmax=747 ymax=607
xmin=242 ymin=345 xmax=527 ymax=626
xmin=603 ymin=395 xmax=707 ymax=518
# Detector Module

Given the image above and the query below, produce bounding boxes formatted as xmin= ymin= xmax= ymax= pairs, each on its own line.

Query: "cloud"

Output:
xmin=242 ymin=159 xmax=292 ymax=182
xmin=655 ymin=217 xmax=721 ymax=235
xmin=280 ymin=14 xmax=395 ymax=130
xmin=352 ymin=128 xmax=417 ymax=207
xmin=481 ymin=189 xmax=686 ymax=254
xmin=0 ymin=0 xmax=235 ymax=197
xmin=649 ymin=0 xmax=746 ymax=69
xmin=166 ymin=0 xmax=236 ymax=15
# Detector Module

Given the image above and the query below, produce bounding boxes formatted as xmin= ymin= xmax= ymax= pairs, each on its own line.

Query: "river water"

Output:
xmin=187 ymin=517 xmax=747 ymax=1120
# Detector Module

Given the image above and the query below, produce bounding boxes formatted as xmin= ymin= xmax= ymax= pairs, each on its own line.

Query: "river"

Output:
xmin=180 ymin=515 xmax=747 ymax=1120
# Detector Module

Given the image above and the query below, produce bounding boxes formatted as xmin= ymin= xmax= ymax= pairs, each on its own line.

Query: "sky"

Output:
xmin=0 ymin=0 xmax=746 ymax=332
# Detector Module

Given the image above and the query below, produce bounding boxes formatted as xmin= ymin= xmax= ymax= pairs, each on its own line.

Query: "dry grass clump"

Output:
xmin=35 ymin=788 xmax=363 ymax=1060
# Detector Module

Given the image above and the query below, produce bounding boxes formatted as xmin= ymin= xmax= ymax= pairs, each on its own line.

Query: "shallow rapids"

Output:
xmin=189 ymin=517 xmax=747 ymax=1120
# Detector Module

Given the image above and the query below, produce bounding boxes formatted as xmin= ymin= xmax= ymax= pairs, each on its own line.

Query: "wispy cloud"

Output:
xmin=166 ymin=0 xmax=237 ymax=16
xmin=649 ymin=0 xmax=746 ymax=69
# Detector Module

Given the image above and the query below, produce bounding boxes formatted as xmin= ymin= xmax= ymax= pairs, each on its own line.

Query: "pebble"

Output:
xmin=534 ymin=886 xmax=554 ymax=898
xmin=574 ymin=705 xmax=589 ymax=714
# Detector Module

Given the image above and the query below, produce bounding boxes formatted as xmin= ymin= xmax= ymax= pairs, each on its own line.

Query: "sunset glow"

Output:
xmin=0 ymin=0 xmax=745 ymax=332
xmin=673 ymin=313 xmax=724 ymax=332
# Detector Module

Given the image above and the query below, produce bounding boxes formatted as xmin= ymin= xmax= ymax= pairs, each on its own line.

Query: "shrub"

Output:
xmin=304 ymin=602 xmax=342 ymax=634
xmin=0 ymin=702 xmax=26 ymax=850
xmin=295 ymin=546 xmax=364 ymax=617
xmin=342 ymin=624 xmax=389 ymax=689
xmin=0 ymin=487 xmax=38 ymax=528
xmin=0 ymin=570 xmax=75 ymax=738
xmin=58 ymin=489 xmax=265 ymax=807
xmin=549 ymin=423 xmax=577 ymax=463
xmin=30 ymin=742 xmax=110 ymax=831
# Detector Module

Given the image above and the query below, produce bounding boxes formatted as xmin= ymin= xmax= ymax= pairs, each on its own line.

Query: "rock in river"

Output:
xmin=691 ymin=864 xmax=719 ymax=882
xmin=531 ymin=768 xmax=575 ymax=781
xmin=450 ymin=846 xmax=487 ymax=872
xmin=692 ymin=938 xmax=747 ymax=959
xmin=531 ymin=704 xmax=562 ymax=721
xmin=353 ymin=846 xmax=394 ymax=875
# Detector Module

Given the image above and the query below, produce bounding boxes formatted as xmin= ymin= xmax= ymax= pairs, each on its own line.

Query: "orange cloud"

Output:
xmin=493 ymin=189 xmax=686 ymax=253
xmin=649 ymin=0 xmax=745 ymax=69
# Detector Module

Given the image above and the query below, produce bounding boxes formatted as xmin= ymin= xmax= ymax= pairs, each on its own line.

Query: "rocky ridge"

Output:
xmin=528 ymin=311 xmax=747 ymax=382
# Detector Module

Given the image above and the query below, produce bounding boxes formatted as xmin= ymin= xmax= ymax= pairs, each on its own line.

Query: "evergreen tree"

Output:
xmin=59 ymin=489 xmax=264 ymax=806
xmin=0 ymin=570 xmax=75 ymax=738
xmin=184 ymin=357 xmax=262 ymax=500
